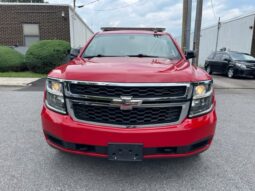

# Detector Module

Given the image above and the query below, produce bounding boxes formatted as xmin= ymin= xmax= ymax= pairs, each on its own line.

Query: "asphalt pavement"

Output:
xmin=0 ymin=75 xmax=255 ymax=191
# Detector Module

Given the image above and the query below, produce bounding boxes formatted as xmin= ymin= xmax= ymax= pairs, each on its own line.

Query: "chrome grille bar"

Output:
xmin=51 ymin=79 xmax=194 ymax=128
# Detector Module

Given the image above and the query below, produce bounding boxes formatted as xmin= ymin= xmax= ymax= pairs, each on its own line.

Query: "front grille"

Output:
xmin=65 ymin=82 xmax=191 ymax=127
xmin=72 ymin=103 xmax=182 ymax=126
xmin=246 ymin=65 xmax=255 ymax=69
xmin=69 ymin=84 xmax=187 ymax=98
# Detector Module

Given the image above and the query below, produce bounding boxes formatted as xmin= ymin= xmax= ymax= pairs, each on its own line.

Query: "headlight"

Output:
xmin=236 ymin=63 xmax=246 ymax=69
xmin=189 ymin=80 xmax=213 ymax=117
xmin=45 ymin=78 xmax=66 ymax=114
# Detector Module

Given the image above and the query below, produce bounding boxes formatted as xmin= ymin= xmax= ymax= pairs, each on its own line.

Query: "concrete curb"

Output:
xmin=0 ymin=77 xmax=40 ymax=87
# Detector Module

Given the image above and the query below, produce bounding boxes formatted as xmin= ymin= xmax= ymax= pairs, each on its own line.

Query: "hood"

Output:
xmin=48 ymin=57 xmax=211 ymax=83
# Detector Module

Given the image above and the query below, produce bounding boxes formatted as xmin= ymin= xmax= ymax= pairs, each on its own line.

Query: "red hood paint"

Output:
xmin=48 ymin=57 xmax=211 ymax=83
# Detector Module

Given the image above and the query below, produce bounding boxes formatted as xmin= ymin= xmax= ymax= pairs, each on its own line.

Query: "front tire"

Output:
xmin=205 ymin=65 xmax=212 ymax=74
xmin=227 ymin=67 xmax=235 ymax=78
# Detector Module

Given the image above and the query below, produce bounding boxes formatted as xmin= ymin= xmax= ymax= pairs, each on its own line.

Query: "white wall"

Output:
xmin=69 ymin=7 xmax=94 ymax=48
xmin=175 ymin=13 xmax=255 ymax=67
xmin=199 ymin=14 xmax=255 ymax=66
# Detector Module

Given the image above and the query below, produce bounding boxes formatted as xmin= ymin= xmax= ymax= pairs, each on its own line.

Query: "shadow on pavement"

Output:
xmin=18 ymin=78 xmax=46 ymax=91
xmin=50 ymin=150 xmax=204 ymax=180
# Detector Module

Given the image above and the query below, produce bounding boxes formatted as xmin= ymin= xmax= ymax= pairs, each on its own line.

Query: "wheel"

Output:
xmin=205 ymin=65 xmax=212 ymax=74
xmin=227 ymin=67 xmax=235 ymax=78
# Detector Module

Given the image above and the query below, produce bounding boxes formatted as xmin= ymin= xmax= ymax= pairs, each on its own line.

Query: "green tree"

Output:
xmin=25 ymin=40 xmax=71 ymax=74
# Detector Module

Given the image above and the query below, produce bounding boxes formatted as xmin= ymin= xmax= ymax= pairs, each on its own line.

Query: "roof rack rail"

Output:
xmin=101 ymin=27 xmax=166 ymax=32
xmin=219 ymin=47 xmax=227 ymax=51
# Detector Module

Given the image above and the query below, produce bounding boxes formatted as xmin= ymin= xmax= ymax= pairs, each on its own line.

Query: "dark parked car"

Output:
xmin=204 ymin=50 xmax=255 ymax=78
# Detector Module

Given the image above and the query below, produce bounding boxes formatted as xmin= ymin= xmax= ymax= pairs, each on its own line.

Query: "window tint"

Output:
xmin=24 ymin=36 xmax=40 ymax=46
xmin=221 ymin=54 xmax=230 ymax=61
xmin=214 ymin=53 xmax=223 ymax=61
xmin=208 ymin=52 xmax=215 ymax=59
xmin=229 ymin=52 xmax=255 ymax=61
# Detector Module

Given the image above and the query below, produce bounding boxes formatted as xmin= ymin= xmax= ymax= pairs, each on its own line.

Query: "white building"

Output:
xmin=176 ymin=12 xmax=255 ymax=67
xmin=69 ymin=6 xmax=94 ymax=48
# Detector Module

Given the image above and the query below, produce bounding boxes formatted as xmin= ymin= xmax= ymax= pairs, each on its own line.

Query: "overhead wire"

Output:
xmin=77 ymin=0 xmax=100 ymax=8
xmin=210 ymin=0 xmax=218 ymax=19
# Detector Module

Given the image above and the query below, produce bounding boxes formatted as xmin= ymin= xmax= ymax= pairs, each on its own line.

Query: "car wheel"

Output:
xmin=227 ymin=67 xmax=235 ymax=78
xmin=205 ymin=66 xmax=212 ymax=74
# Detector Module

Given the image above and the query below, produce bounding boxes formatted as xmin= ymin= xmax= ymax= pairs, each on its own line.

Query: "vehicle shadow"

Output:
xmin=49 ymin=150 xmax=205 ymax=183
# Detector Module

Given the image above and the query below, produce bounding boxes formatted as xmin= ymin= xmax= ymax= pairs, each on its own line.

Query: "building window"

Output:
xmin=23 ymin=24 xmax=40 ymax=46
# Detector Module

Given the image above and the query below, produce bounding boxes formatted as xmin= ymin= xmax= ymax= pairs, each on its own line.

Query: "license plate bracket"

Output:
xmin=108 ymin=143 xmax=143 ymax=161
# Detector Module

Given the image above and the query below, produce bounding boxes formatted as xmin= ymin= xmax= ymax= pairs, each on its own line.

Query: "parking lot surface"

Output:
xmin=0 ymin=75 xmax=255 ymax=191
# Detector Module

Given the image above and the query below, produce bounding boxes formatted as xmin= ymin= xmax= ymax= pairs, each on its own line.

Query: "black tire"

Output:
xmin=227 ymin=67 xmax=235 ymax=78
xmin=205 ymin=65 xmax=212 ymax=74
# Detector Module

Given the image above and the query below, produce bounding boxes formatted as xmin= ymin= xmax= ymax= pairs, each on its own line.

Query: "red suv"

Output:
xmin=41 ymin=27 xmax=217 ymax=161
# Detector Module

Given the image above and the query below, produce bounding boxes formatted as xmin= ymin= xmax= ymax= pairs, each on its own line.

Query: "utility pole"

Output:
xmin=181 ymin=0 xmax=188 ymax=51
xmin=181 ymin=0 xmax=192 ymax=51
xmin=73 ymin=0 xmax=76 ymax=10
xmin=192 ymin=0 xmax=203 ymax=66
xmin=215 ymin=17 xmax=221 ymax=51
xmin=186 ymin=0 xmax=192 ymax=51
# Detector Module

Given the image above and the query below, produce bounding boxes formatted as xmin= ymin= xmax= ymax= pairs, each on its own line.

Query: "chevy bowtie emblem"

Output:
xmin=112 ymin=96 xmax=143 ymax=110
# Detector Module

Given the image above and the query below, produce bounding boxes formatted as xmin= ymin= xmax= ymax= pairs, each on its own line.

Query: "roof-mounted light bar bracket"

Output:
xmin=101 ymin=27 xmax=166 ymax=33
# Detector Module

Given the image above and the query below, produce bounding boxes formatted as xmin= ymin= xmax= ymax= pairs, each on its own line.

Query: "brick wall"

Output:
xmin=0 ymin=4 xmax=70 ymax=46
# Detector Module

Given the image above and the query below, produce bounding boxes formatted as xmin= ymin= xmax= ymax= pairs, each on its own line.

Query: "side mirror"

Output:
xmin=223 ymin=58 xmax=231 ymax=62
xmin=69 ymin=48 xmax=80 ymax=60
xmin=185 ymin=51 xmax=196 ymax=59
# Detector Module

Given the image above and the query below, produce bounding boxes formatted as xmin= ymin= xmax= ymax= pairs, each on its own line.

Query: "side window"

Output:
xmin=214 ymin=53 xmax=222 ymax=61
xmin=208 ymin=52 xmax=215 ymax=59
xmin=221 ymin=54 xmax=230 ymax=61
xmin=23 ymin=24 xmax=40 ymax=46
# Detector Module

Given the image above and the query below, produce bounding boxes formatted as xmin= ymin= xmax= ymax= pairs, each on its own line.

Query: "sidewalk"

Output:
xmin=0 ymin=77 xmax=40 ymax=87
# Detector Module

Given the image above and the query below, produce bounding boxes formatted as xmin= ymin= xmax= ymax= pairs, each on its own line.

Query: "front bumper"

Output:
xmin=41 ymin=105 xmax=217 ymax=159
xmin=235 ymin=67 xmax=255 ymax=77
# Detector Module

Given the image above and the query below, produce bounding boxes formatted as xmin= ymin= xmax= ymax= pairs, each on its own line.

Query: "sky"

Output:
xmin=49 ymin=0 xmax=255 ymax=37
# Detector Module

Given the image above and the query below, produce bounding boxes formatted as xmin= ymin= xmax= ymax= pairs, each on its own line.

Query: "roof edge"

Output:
xmin=0 ymin=2 xmax=94 ymax=34
xmin=0 ymin=2 xmax=69 ymax=6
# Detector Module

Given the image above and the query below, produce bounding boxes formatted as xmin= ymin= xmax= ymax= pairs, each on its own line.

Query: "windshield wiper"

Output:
xmin=84 ymin=54 xmax=171 ymax=59
xmin=127 ymin=54 xmax=161 ymax=58
xmin=126 ymin=54 xmax=173 ymax=59
xmin=83 ymin=54 xmax=119 ymax=58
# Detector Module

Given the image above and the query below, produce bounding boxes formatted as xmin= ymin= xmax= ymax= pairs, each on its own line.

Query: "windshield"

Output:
xmin=83 ymin=34 xmax=181 ymax=59
xmin=229 ymin=52 xmax=255 ymax=61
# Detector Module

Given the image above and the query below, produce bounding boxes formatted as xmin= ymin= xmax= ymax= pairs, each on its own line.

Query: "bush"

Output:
xmin=0 ymin=46 xmax=25 ymax=72
xmin=25 ymin=40 xmax=71 ymax=74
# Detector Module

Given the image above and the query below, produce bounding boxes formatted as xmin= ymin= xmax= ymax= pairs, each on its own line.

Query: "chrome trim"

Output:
xmin=65 ymin=80 xmax=191 ymax=87
xmin=47 ymin=77 xmax=193 ymax=100
xmin=64 ymin=94 xmax=191 ymax=102
xmin=188 ymin=104 xmax=214 ymax=118
xmin=66 ymin=99 xmax=190 ymax=128
xmin=112 ymin=96 xmax=143 ymax=110
xmin=63 ymin=80 xmax=193 ymax=101
xmin=46 ymin=77 xmax=194 ymax=127
xmin=45 ymin=100 xmax=66 ymax=114
xmin=67 ymin=99 xmax=188 ymax=108
xmin=193 ymin=80 xmax=213 ymax=85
